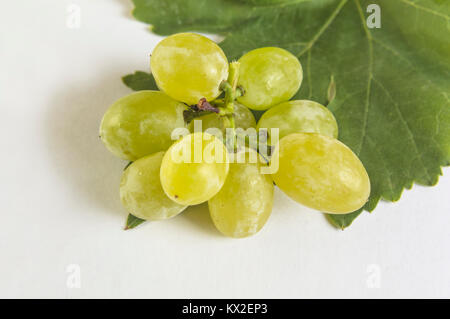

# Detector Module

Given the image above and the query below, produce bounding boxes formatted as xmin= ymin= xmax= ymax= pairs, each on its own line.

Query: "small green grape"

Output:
xmin=160 ymin=132 xmax=229 ymax=205
xmin=209 ymin=148 xmax=274 ymax=238
xmin=188 ymin=102 xmax=256 ymax=133
xmin=257 ymin=100 xmax=338 ymax=144
xmin=99 ymin=91 xmax=186 ymax=161
xmin=237 ymin=47 xmax=303 ymax=110
xmin=271 ymin=133 xmax=370 ymax=214
xmin=120 ymin=152 xmax=187 ymax=220
xmin=151 ymin=33 xmax=229 ymax=105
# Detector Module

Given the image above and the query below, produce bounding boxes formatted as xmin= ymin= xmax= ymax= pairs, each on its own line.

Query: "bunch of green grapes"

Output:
xmin=99 ymin=32 xmax=370 ymax=237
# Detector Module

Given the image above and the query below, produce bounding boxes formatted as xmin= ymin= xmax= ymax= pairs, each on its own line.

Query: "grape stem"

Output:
xmin=197 ymin=98 xmax=220 ymax=113
xmin=219 ymin=62 xmax=242 ymax=150
xmin=219 ymin=62 xmax=241 ymax=117
xmin=188 ymin=62 xmax=242 ymax=123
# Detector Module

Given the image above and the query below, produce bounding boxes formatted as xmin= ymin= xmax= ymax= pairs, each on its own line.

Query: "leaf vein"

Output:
xmin=399 ymin=0 xmax=450 ymax=21
xmin=372 ymin=77 xmax=433 ymax=182
xmin=296 ymin=0 xmax=349 ymax=58
xmin=354 ymin=0 xmax=373 ymax=156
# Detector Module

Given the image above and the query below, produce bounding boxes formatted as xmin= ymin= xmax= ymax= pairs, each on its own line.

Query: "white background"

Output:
xmin=1 ymin=0 xmax=449 ymax=298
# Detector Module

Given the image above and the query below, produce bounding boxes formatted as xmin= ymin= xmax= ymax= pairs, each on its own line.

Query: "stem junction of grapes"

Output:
xmin=186 ymin=62 xmax=244 ymax=151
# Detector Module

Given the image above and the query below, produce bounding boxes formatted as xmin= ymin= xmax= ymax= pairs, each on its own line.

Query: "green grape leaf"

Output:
xmin=124 ymin=213 xmax=147 ymax=230
xmin=122 ymin=71 xmax=158 ymax=91
xmin=327 ymin=209 xmax=363 ymax=230
xmin=128 ymin=0 xmax=450 ymax=229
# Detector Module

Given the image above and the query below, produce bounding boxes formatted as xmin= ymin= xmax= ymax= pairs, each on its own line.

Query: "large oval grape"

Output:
xmin=209 ymin=148 xmax=274 ymax=238
xmin=237 ymin=47 xmax=302 ymax=110
xmin=257 ymin=100 xmax=338 ymax=144
xmin=120 ymin=152 xmax=187 ymax=220
xmin=99 ymin=91 xmax=186 ymax=161
xmin=151 ymin=33 xmax=229 ymax=105
xmin=160 ymin=132 xmax=229 ymax=205
xmin=271 ymin=133 xmax=370 ymax=214
xmin=188 ymin=102 xmax=256 ymax=133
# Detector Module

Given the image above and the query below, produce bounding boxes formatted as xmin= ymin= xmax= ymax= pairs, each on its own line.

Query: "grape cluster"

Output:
xmin=100 ymin=32 xmax=370 ymax=238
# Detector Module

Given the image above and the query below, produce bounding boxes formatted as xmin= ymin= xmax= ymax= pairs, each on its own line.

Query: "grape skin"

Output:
xmin=272 ymin=133 xmax=371 ymax=214
xmin=209 ymin=148 xmax=274 ymax=238
xmin=100 ymin=91 xmax=186 ymax=161
xmin=256 ymin=100 xmax=338 ymax=144
xmin=160 ymin=132 xmax=229 ymax=206
xmin=237 ymin=47 xmax=303 ymax=110
xmin=151 ymin=33 xmax=229 ymax=105
xmin=120 ymin=152 xmax=187 ymax=220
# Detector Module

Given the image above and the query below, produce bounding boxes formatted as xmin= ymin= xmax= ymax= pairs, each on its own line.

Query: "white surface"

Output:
xmin=1 ymin=0 xmax=449 ymax=299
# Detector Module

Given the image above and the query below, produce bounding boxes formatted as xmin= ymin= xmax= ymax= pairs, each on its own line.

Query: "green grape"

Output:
xmin=100 ymin=91 xmax=186 ymax=161
xmin=188 ymin=102 xmax=256 ymax=133
xmin=209 ymin=148 xmax=274 ymax=238
xmin=160 ymin=132 xmax=229 ymax=205
xmin=271 ymin=133 xmax=370 ymax=214
xmin=120 ymin=152 xmax=187 ymax=220
xmin=151 ymin=33 xmax=229 ymax=105
xmin=256 ymin=100 xmax=338 ymax=145
xmin=237 ymin=47 xmax=302 ymax=110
